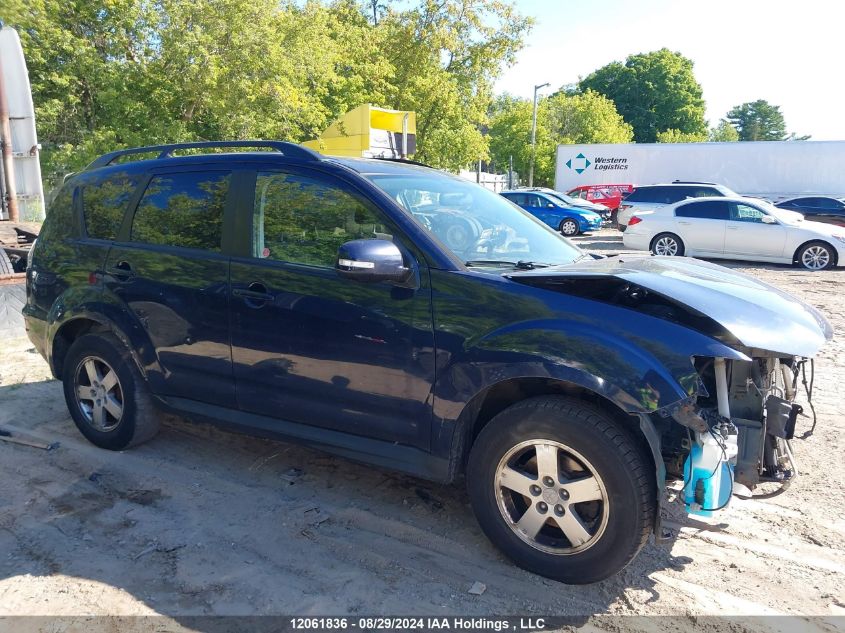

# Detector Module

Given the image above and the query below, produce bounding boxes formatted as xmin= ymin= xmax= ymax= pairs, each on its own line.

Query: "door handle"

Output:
xmin=233 ymin=282 xmax=274 ymax=306
xmin=678 ymin=221 xmax=691 ymax=225
xmin=727 ymin=226 xmax=739 ymax=230
xmin=106 ymin=260 xmax=134 ymax=279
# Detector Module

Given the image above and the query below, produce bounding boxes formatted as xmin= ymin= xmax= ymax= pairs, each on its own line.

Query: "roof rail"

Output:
xmin=86 ymin=140 xmax=321 ymax=170
xmin=371 ymin=156 xmax=433 ymax=168
xmin=671 ymin=180 xmax=718 ymax=185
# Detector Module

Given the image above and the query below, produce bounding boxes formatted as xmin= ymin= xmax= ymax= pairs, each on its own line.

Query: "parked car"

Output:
xmin=616 ymin=182 xmax=738 ymax=231
xmin=499 ymin=189 xmax=603 ymax=236
xmin=774 ymin=196 xmax=845 ymax=227
xmin=622 ymin=196 xmax=845 ymax=270
xmin=565 ymin=184 xmax=633 ymax=213
xmin=520 ymin=187 xmax=611 ymax=219
xmin=25 ymin=141 xmax=832 ymax=584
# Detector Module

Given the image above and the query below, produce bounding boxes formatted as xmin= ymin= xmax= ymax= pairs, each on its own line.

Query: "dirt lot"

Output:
xmin=1 ymin=229 xmax=844 ymax=627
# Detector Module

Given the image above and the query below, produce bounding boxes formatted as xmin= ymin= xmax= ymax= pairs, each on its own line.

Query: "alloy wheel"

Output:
xmin=653 ymin=236 xmax=679 ymax=256
xmin=74 ymin=356 xmax=124 ymax=431
xmin=801 ymin=245 xmax=831 ymax=270
xmin=494 ymin=440 xmax=609 ymax=555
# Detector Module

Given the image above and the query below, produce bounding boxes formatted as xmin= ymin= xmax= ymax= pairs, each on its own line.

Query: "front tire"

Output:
xmin=466 ymin=396 xmax=655 ymax=584
xmin=650 ymin=232 xmax=685 ymax=257
xmin=796 ymin=241 xmax=835 ymax=270
xmin=559 ymin=218 xmax=580 ymax=237
xmin=62 ymin=333 xmax=161 ymax=450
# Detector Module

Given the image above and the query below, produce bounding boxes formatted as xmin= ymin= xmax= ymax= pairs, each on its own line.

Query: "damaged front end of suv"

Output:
xmin=508 ymin=255 xmax=832 ymax=520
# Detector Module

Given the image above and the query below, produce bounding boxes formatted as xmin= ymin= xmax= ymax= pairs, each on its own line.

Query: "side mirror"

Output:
xmin=547 ymin=202 xmax=556 ymax=208
xmin=336 ymin=239 xmax=411 ymax=284
xmin=761 ymin=215 xmax=777 ymax=224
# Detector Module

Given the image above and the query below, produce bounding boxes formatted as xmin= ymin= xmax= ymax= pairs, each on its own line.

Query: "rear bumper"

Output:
xmin=622 ymin=229 xmax=651 ymax=251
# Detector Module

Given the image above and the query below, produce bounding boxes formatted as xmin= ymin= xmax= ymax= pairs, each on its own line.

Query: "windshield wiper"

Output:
xmin=464 ymin=260 xmax=550 ymax=269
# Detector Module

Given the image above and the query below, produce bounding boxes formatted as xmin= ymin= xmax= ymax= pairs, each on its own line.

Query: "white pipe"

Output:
xmin=714 ymin=358 xmax=731 ymax=419
xmin=401 ymin=113 xmax=408 ymax=158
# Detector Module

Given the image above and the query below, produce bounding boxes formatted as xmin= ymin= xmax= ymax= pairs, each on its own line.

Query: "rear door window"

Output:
xmin=130 ymin=171 xmax=230 ymax=251
xmin=82 ymin=172 xmax=141 ymax=240
xmin=686 ymin=187 xmax=721 ymax=199
xmin=675 ymin=201 xmax=730 ymax=220
xmin=625 ymin=186 xmax=669 ymax=203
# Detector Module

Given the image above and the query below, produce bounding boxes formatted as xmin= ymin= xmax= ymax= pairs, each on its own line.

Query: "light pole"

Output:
xmin=528 ymin=82 xmax=550 ymax=188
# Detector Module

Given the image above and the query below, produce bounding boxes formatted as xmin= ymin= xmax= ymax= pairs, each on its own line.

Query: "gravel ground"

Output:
xmin=0 ymin=229 xmax=843 ymax=630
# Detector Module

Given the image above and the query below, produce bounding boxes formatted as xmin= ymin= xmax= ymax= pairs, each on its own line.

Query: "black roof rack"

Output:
xmin=86 ymin=140 xmax=321 ymax=170
xmin=671 ymin=180 xmax=718 ymax=185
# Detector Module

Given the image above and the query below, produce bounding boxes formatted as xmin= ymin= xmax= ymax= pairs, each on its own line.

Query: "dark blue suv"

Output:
xmin=24 ymin=141 xmax=831 ymax=583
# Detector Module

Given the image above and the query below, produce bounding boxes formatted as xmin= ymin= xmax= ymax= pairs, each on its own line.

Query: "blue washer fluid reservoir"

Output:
xmin=684 ymin=431 xmax=735 ymax=518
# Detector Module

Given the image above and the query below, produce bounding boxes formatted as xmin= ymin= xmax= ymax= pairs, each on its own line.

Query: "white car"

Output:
xmin=617 ymin=182 xmax=738 ymax=231
xmin=622 ymin=196 xmax=845 ymax=270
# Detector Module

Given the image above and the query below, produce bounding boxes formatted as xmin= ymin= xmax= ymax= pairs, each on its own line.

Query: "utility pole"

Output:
xmin=0 ymin=58 xmax=19 ymax=222
xmin=528 ymin=82 xmax=549 ymax=188
xmin=508 ymin=155 xmax=513 ymax=189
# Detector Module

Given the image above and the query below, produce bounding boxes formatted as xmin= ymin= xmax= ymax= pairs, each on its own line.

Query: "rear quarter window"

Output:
xmin=38 ymin=184 xmax=77 ymax=242
xmin=82 ymin=172 xmax=141 ymax=240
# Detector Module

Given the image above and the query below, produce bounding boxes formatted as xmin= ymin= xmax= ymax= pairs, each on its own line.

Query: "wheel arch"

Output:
xmin=49 ymin=308 xmax=158 ymax=383
xmin=453 ymin=377 xmax=658 ymax=481
xmin=793 ymin=239 xmax=839 ymax=267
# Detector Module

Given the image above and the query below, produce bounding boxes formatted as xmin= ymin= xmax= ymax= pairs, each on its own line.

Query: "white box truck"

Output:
xmin=555 ymin=140 xmax=845 ymax=201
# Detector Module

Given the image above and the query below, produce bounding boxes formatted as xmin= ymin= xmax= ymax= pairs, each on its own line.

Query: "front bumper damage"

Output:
xmin=658 ymin=352 xmax=815 ymax=521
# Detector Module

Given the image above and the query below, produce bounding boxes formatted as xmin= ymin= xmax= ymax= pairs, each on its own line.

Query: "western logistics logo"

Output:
xmin=565 ymin=154 xmax=629 ymax=173
xmin=565 ymin=153 xmax=591 ymax=174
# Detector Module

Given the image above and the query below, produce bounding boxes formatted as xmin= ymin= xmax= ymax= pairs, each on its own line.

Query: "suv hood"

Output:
xmin=507 ymin=255 xmax=832 ymax=357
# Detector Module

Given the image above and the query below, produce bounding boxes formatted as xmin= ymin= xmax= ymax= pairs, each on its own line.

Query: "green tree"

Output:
xmin=726 ymin=100 xmax=789 ymax=141
xmin=488 ymin=90 xmax=632 ymax=187
xmin=1 ymin=0 xmax=531 ymax=188
xmin=709 ymin=119 xmax=740 ymax=142
xmin=656 ymin=129 xmax=708 ymax=143
xmin=579 ymin=49 xmax=707 ymax=143
xmin=376 ymin=0 xmax=532 ymax=170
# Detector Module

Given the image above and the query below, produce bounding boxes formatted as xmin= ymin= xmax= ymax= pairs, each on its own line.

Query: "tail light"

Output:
xmin=628 ymin=216 xmax=643 ymax=226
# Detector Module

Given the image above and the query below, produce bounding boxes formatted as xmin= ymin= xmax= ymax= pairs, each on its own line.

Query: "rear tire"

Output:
xmin=650 ymin=232 xmax=685 ymax=257
xmin=466 ymin=396 xmax=655 ymax=584
xmin=0 ymin=250 xmax=12 ymax=275
xmin=795 ymin=241 xmax=835 ymax=270
xmin=62 ymin=333 xmax=161 ymax=450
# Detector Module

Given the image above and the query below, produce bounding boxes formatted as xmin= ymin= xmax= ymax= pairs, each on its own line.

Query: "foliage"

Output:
xmin=579 ymin=49 xmax=707 ymax=143
xmin=655 ymin=129 xmax=707 ymax=143
xmin=709 ymin=119 xmax=740 ymax=142
xmin=487 ymin=91 xmax=632 ymax=187
xmin=1 ymin=0 xmax=531 ymax=190
xmin=656 ymin=120 xmax=740 ymax=144
xmin=725 ymin=100 xmax=796 ymax=141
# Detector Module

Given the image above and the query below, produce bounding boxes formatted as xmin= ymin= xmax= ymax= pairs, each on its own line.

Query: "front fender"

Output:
xmin=435 ymin=317 xmax=746 ymax=421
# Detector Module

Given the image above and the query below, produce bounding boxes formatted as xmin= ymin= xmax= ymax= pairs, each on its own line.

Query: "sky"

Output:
xmin=495 ymin=0 xmax=845 ymax=140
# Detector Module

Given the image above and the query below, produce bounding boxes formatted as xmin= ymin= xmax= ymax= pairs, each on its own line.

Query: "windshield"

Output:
xmin=544 ymin=191 xmax=584 ymax=206
xmin=367 ymin=172 xmax=584 ymax=267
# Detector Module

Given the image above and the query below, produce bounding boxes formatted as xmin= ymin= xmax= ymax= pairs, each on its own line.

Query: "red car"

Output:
xmin=566 ymin=184 xmax=634 ymax=212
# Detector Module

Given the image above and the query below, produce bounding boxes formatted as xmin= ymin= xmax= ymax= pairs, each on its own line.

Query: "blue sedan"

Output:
xmin=500 ymin=190 xmax=603 ymax=236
